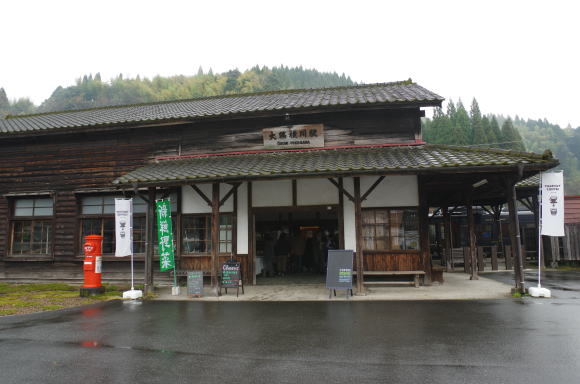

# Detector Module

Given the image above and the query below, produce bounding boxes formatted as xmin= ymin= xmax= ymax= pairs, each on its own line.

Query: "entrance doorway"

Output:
xmin=254 ymin=206 xmax=340 ymax=284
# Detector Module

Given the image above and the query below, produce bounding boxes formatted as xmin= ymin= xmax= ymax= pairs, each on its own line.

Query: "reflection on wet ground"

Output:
xmin=0 ymin=272 xmax=579 ymax=383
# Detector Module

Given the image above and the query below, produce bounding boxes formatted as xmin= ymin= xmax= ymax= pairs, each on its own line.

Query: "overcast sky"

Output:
xmin=1 ymin=0 xmax=578 ymax=127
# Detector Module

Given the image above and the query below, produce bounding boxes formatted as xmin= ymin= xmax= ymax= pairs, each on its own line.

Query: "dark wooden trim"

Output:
xmin=466 ymin=190 xmax=478 ymax=280
xmin=233 ymin=185 xmax=238 ymax=255
xmin=191 ymin=184 xmax=213 ymax=207
xmin=144 ymin=187 xmax=156 ymax=296
xmin=328 ymin=178 xmax=355 ymax=202
xmin=248 ymin=182 xmax=255 ymax=285
xmin=211 ymin=183 xmax=220 ymax=294
xmin=219 ymin=183 xmax=240 ymax=208
xmin=418 ymin=177 xmax=432 ymax=284
xmin=292 ymin=179 xmax=297 ymax=207
xmin=442 ymin=206 xmax=453 ymax=270
xmin=361 ymin=176 xmax=385 ymax=201
xmin=338 ymin=177 xmax=345 ymax=249
xmin=354 ymin=177 xmax=365 ymax=294
xmin=505 ymin=177 xmax=525 ymax=292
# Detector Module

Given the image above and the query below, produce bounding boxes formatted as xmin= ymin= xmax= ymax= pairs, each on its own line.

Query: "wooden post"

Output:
xmin=442 ymin=206 xmax=453 ymax=271
xmin=463 ymin=247 xmax=470 ymax=273
xmin=338 ymin=177 xmax=345 ymax=249
xmin=505 ymin=245 xmax=513 ymax=269
xmin=418 ymin=177 xmax=432 ymax=285
xmin=248 ymin=182 xmax=255 ymax=285
xmin=505 ymin=179 xmax=525 ymax=293
xmin=491 ymin=245 xmax=498 ymax=270
xmin=466 ymin=192 xmax=478 ymax=280
xmin=144 ymin=187 xmax=156 ymax=296
xmin=211 ymin=182 xmax=220 ymax=294
xmin=354 ymin=177 xmax=365 ymax=295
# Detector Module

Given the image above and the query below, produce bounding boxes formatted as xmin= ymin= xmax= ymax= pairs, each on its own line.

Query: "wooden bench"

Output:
xmin=353 ymin=270 xmax=426 ymax=288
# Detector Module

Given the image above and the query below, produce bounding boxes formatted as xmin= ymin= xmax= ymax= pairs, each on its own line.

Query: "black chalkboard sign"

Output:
xmin=326 ymin=250 xmax=354 ymax=295
xmin=220 ymin=260 xmax=244 ymax=297
xmin=221 ymin=261 xmax=241 ymax=288
xmin=187 ymin=270 xmax=204 ymax=296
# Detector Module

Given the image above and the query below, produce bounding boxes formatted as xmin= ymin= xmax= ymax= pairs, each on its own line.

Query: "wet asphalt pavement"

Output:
xmin=1 ymin=274 xmax=580 ymax=384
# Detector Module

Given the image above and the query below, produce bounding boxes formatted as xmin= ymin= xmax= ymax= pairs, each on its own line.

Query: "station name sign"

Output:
xmin=262 ymin=124 xmax=324 ymax=149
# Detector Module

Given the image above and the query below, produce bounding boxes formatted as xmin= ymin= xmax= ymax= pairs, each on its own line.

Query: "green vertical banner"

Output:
xmin=155 ymin=200 xmax=175 ymax=272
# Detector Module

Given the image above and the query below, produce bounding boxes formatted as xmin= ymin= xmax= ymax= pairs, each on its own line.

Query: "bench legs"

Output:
xmin=414 ymin=274 xmax=420 ymax=288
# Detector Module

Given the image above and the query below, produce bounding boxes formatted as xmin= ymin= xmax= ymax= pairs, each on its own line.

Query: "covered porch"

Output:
xmin=113 ymin=144 xmax=558 ymax=296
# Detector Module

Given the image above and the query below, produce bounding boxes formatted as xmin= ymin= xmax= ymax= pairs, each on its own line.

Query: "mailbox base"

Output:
xmin=80 ymin=286 xmax=106 ymax=297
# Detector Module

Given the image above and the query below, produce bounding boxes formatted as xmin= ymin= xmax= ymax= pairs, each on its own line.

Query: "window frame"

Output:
xmin=8 ymin=196 xmax=55 ymax=259
xmin=181 ymin=213 xmax=234 ymax=256
xmin=361 ymin=207 xmax=420 ymax=253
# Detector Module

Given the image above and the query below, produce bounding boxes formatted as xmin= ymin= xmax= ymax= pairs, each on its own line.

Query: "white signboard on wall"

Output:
xmin=541 ymin=171 xmax=564 ymax=237
xmin=115 ymin=198 xmax=133 ymax=256
xmin=262 ymin=124 xmax=324 ymax=149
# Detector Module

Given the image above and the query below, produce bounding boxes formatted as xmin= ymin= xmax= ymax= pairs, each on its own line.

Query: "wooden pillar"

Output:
xmin=466 ymin=191 xmax=478 ymax=280
xmin=442 ymin=206 xmax=453 ymax=270
xmin=354 ymin=177 xmax=365 ymax=295
xmin=338 ymin=177 xmax=345 ymax=249
xmin=211 ymin=182 xmax=220 ymax=294
xmin=418 ymin=177 xmax=432 ymax=285
xmin=248 ymin=182 xmax=255 ymax=285
xmin=505 ymin=179 xmax=525 ymax=293
xmin=144 ymin=187 xmax=156 ymax=296
xmin=491 ymin=246 xmax=498 ymax=270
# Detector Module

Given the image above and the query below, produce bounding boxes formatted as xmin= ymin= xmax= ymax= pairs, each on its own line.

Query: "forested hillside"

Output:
xmin=422 ymin=99 xmax=580 ymax=193
xmin=2 ymin=67 xmax=579 ymax=192
xmin=0 ymin=66 xmax=353 ymax=116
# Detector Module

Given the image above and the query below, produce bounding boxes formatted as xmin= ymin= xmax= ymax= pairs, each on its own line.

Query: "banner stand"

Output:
xmin=529 ymin=171 xmax=561 ymax=298
xmin=115 ymin=198 xmax=143 ymax=300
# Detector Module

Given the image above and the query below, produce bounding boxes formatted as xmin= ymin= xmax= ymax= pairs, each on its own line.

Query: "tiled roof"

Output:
xmin=0 ymin=81 xmax=443 ymax=135
xmin=516 ymin=174 xmax=540 ymax=188
xmin=113 ymin=144 xmax=558 ymax=186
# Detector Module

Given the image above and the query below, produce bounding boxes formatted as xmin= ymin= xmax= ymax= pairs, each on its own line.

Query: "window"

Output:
xmin=79 ymin=193 xmax=177 ymax=255
xmin=10 ymin=197 xmax=53 ymax=256
xmin=362 ymin=208 xmax=419 ymax=251
xmin=182 ymin=214 xmax=233 ymax=254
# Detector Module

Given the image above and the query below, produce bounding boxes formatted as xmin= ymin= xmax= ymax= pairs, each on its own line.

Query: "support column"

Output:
xmin=442 ymin=206 xmax=453 ymax=270
xmin=505 ymin=179 xmax=525 ymax=293
xmin=418 ymin=177 xmax=432 ymax=285
xmin=211 ymin=183 xmax=220 ymax=294
xmin=354 ymin=177 xmax=365 ymax=295
xmin=466 ymin=191 xmax=478 ymax=280
xmin=144 ymin=187 xmax=156 ymax=296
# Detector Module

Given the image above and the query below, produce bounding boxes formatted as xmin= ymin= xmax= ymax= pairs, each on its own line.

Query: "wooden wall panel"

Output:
xmin=363 ymin=252 xmax=422 ymax=271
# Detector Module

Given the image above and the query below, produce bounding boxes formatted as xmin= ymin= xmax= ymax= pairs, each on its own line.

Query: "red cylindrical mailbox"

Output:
xmin=83 ymin=235 xmax=103 ymax=288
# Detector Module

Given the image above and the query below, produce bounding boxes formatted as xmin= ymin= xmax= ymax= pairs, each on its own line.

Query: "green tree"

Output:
xmin=0 ymin=88 xmax=10 ymax=117
xmin=470 ymin=98 xmax=486 ymax=145
xmin=501 ymin=118 xmax=525 ymax=151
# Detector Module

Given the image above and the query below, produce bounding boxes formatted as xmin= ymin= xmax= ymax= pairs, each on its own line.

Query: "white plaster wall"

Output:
xmin=297 ymin=178 xmax=339 ymax=206
xmin=237 ymin=182 xmax=248 ymax=254
xmin=252 ymin=180 xmax=293 ymax=207
xmin=342 ymin=178 xmax=357 ymax=251
xmin=361 ymin=175 xmax=418 ymax=207
xmin=181 ymin=184 xmax=234 ymax=214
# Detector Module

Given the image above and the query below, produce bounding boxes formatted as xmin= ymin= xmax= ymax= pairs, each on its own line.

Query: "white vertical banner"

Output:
xmin=115 ymin=198 xmax=133 ymax=257
xmin=541 ymin=171 xmax=565 ymax=236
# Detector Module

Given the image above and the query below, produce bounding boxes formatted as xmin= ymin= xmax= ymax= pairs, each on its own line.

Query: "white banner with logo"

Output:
xmin=115 ymin=198 xmax=133 ymax=256
xmin=541 ymin=171 xmax=564 ymax=237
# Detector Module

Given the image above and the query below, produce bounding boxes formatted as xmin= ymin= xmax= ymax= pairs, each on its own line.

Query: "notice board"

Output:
xmin=326 ymin=250 xmax=354 ymax=290
xmin=221 ymin=261 xmax=241 ymax=288
xmin=187 ymin=270 xmax=204 ymax=296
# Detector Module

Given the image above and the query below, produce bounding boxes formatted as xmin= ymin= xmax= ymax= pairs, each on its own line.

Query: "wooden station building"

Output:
xmin=0 ymin=81 xmax=558 ymax=294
